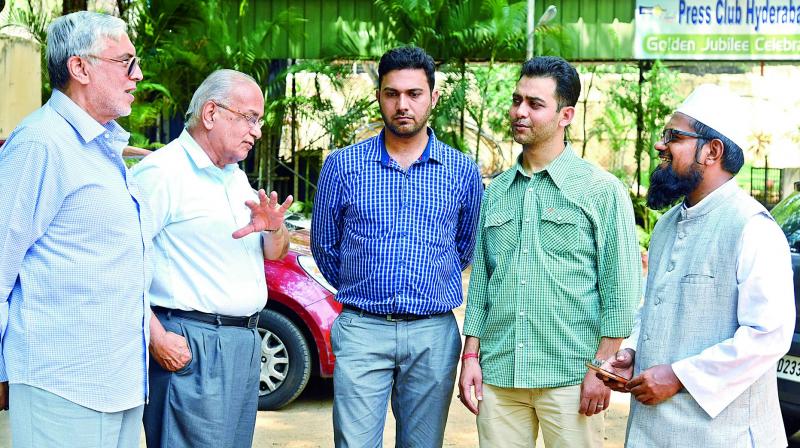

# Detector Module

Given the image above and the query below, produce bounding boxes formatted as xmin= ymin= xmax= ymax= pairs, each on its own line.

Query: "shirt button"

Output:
xmin=654 ymin=297 xmax=661 ymax=305
xmin=643 ymin=335 xmax=650 ymax=341
xmin=524 ymin=218 xmax=530 ymax=223
xmin=522 ymin=249 xmax=529 ymax=254
xmin=518 ymin=343 xmax=524 ymax=348
xmin=678 ymin=233 xmax=685 ymax=239
xmin=519 ymin=311 xmax=525 ymax=316
xmin=667 ymin=263 xmax=674 ymax=272
xmin=527 ymin=188 xmax=533 ymax=193
xmin=520 ymin=280 xmax=526 ymax=285
xmin=104 ymin=133 xmax=111 ymax=139
xmin=556 ymin=216 xmax=563 ymax=222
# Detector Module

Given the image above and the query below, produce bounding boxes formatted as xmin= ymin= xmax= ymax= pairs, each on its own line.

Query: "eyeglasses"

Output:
xmin=213 ymin=101 xmax=264 ymax=128
xmin=87 ymin=54 xmax=140 ymax=77
xmin=660 ymin=128 xmax=707 ymax=145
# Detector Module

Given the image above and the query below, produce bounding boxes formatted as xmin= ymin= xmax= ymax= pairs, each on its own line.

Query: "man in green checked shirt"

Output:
xmin=458 ymin=56 xmax=641 ymax=447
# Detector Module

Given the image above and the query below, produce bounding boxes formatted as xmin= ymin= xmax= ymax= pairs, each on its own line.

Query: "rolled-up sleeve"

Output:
xmin=463 ymin=203 xmax=489 ymax=338
xmin=595 ymin=182 xmax=641 ymax=338
xmin=0 ymin=136 xmax=65 ymax=380
xmin=311 ymin=154 xmax=344 ymax=289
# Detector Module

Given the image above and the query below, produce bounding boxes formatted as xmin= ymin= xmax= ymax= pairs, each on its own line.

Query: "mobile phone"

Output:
xmin=585 ymin=362 xmax=629 ymax=384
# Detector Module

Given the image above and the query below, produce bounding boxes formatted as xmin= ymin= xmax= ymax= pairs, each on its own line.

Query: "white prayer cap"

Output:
xmin=675 ymin=84 xmax=749 ymax=151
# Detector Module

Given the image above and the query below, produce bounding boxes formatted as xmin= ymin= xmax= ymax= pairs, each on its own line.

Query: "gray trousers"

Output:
xmin=331 ymin=309 xmax=461 ymax=448
xmin=10 ymin=384 xmax=143 ymax=448
xmin=143 ymin=311 xmax=261 ymax=448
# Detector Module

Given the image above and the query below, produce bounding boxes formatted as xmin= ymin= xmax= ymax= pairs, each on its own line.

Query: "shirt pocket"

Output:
xmin=483 ymin=208 xmax=518 ymax=256
xmin=539 ymin=206 xmax=586 ymax=254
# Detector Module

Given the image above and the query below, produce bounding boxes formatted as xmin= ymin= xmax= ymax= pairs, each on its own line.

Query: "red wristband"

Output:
xmin=461 ymin=352 xmax=479 ymax=361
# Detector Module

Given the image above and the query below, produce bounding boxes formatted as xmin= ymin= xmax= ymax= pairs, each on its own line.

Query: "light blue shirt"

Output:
xmin=131 ymin=130 xmax=267 ymax=317
xmin=0 ymin=90 xmax=150 ymax=412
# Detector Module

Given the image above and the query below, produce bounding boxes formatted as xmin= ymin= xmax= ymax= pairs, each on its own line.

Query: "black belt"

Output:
xmin=152 ymin=306 xmax=259 ymax=329
xmin=342 ymin=305 xmax=445 ymax=322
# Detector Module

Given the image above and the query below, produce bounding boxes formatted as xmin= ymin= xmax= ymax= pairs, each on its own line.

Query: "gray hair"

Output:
xmin=46 ymin=11 xmax=128 ymax=91
xmin=185 ymin=69 xmax=260 ymax=129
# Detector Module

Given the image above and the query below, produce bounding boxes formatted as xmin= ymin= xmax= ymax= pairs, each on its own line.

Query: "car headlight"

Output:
xmin=297 ymin=255 xmax=337 ymax=294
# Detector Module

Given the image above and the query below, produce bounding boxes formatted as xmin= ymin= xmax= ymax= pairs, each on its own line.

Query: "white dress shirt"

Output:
xmin=132 ymin=130 xmax=267 ymax=317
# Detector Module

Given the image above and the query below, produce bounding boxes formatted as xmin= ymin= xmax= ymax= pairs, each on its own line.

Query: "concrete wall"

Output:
xmin=0 ymin=36 xmax=41 ymax=139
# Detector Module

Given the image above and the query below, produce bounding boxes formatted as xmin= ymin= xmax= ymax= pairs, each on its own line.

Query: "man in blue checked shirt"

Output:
xmin=0 ymin=11 xmax=149 ymax=448
xmin=311 ymin=46 xmax=483 ymax=448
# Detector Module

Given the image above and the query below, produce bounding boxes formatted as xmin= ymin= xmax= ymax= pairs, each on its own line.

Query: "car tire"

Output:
xmin=257 ymin=309 xmax=312 ymax=410
xmin=785 ymin=412 xmax=800 ymax=438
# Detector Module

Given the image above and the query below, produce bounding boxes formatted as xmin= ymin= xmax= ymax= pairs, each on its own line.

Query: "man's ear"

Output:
xmin=558 ymin=106 xmax=576 ymax=127
xmin=66 ymin=55 xmax=91 ymax=86
xmin=431 ymin=89 xmax=440 ymax=108
xmin=201 ymin=101 xmax=216 ymax=130
xmin=705 ymin=138 xmax=725 ymax=165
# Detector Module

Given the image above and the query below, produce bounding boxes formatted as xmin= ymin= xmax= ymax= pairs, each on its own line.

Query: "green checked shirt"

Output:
xmin=463 ymin=144 xmax=641 ymax=389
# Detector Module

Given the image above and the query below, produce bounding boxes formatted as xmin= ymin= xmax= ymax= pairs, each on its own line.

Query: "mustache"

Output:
xmin=646 ymin=164 xmax=703 ymax=210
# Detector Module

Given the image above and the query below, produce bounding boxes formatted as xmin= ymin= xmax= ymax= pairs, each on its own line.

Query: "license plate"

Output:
xmin=778 ymin=355 xmax=800 ymax=383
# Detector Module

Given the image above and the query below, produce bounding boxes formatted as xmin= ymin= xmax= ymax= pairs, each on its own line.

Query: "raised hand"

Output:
xmin=232 ymin=190 xmax=293 ymax=239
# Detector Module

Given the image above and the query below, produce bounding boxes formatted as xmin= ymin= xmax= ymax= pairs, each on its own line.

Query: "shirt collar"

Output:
xmin=502 ymin=142 xmax=577 ymax=192
xmin=49 ymin=89 xmax=129 ymax=150
xmin=178 ymin=129 xmax=234 ymax=175
xmin=375 ymin=127 xmax=441 ymax=166
xmin=680 ymin=177 xmax=740 ymax=220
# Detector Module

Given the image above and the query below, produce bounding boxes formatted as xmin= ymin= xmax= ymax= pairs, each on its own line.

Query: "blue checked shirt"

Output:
xmin=311 ymin=129 xmax=483 ymax=315
xmin=0 ymin=90 xmax=150 ymax=413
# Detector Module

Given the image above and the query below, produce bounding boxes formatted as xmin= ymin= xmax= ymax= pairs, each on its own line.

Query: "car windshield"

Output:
xmin=772 ymin=189 xmax=800 ymax=253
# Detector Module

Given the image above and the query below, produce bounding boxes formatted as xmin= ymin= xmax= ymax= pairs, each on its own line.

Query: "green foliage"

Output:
xmin=630 ymin=191 xmax=662 ymax=250
xmin=590 ymin=61 xmax=677 ymax=191
xmin=275 ymin=60 xmax=380 ymax=152
xmin=118 ymin=0 xmax=304 ymax=145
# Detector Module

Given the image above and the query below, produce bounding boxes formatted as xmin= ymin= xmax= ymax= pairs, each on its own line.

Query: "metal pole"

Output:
xmin=527 ymin=0 xmax=535 ymax=60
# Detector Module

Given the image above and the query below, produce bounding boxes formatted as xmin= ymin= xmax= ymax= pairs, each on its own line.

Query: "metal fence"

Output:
xmin=750 ymin=166 xmax=783 ymax=209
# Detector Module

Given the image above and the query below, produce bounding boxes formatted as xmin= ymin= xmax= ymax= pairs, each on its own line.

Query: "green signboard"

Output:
xmin=635 ymin=0 xmax=800 ymax=59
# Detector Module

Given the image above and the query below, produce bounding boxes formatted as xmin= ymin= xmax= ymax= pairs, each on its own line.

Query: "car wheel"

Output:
xmin=785 ymin=412 xmax=800 ymax=438
xmin=257 ymin=309 xmax=312 ymax=410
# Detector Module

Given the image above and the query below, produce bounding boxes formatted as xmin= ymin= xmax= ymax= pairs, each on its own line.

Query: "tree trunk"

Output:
xmin=635 ymin=62 xmax=645 ymax=197
xmin=62 ymin=0 xmax=88 ymax=15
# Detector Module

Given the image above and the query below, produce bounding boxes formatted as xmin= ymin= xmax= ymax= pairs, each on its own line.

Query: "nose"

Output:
xmin=397 ymin=94 xmax=409 ymax=111
xmin=250 ymin=123 xmax=262 ymax=140
xmin=129 ymin=63 xmax=143 ymax=82
xmin=654 ymin=139 xmax=667 ymax=152
xmin=510 ymin=102 xmax=528 ymax=119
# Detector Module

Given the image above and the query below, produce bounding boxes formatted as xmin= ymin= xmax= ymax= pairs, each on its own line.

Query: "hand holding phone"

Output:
xmin=585 ymin=361 xmax=630 ymax=385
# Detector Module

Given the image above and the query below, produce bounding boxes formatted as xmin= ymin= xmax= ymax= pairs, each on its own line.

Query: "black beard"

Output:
xmin=646 ymin=163 xmax=703 ymax=210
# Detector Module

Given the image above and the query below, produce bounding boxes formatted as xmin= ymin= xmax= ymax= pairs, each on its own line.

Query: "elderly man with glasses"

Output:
xmin=0 ymin=11 xmax=148 ymax=448
xmin=131 ymin=69 xmax=292 ymax=448
xmin=598 ymin=84 xmax=795 ymax=447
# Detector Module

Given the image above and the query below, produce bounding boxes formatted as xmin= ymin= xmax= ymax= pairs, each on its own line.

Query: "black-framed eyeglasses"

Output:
xmin=213 ymin=101 xmax=264 ymax=128
xmin=660 ymin=128 xmax=707 ymax=145
xmin=87 ymin=54 xmax=140 ymax=77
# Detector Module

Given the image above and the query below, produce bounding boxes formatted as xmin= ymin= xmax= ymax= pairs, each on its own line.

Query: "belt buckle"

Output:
xmin=385 ymin=313 xmax=400 ymax=322
xmin=247 ymin=314 xmax=260 ymax=328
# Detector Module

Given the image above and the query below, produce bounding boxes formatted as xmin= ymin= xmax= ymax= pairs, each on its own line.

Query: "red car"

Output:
xmin=258 ymin=228 xmax=341 ymax=410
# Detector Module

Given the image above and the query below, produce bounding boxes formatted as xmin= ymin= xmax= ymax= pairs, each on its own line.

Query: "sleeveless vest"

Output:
xmin=626 ymin=182 xmax=786 ymax=448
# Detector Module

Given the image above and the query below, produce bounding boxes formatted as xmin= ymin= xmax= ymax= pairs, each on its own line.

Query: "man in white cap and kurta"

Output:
xmin=598 ymin=84 xmax=795 ymax=447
